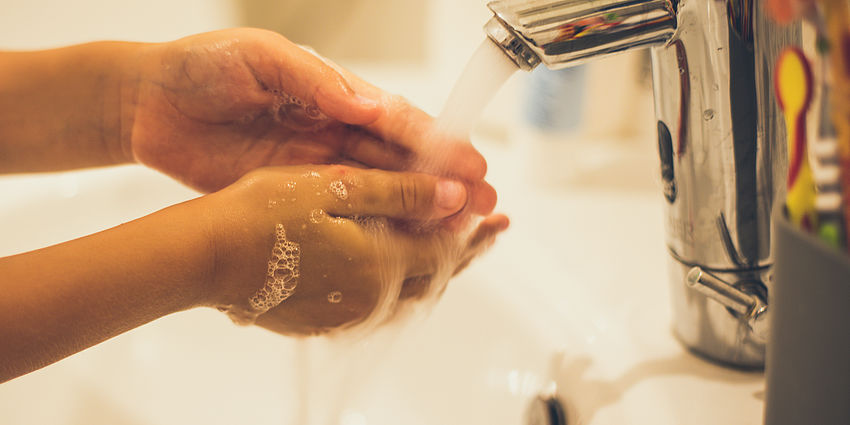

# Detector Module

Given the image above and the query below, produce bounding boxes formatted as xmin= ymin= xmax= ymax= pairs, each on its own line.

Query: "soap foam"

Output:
xmin=271 ymin=93 xmax=330 ymax=131
xmin=329 ymin=180 xmax=349 ymax=200
xmin=223 ymin=223 xmax=301 ymax=326
xmin=249 ymin=223 xmax=301 ymax=312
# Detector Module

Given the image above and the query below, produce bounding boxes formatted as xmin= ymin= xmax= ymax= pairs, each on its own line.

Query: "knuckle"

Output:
xmin=395 ymin=176 xmax=420 ymax=214
xmin=325 ymin=164 xmax=351 ymax=177
xmin=386 ymin=93 xmax=408 ymax=110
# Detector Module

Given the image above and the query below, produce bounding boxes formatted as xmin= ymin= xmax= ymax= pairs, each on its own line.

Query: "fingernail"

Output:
xmin=435 ymin=180 xmax=467 ymax=211
xmin=354 ymin=93 xmax=380 ymax=110
xmin=498 ymin=217 xmax=511 ymax=231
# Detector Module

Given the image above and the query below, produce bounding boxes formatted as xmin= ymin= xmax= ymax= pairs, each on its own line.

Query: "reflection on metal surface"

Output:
xmin=525 ymin=394 xmax=567 ymax=425
xmin=485 ymin=0 xmax=802 ymax=367
xmin=687 ymin=267 xmax=769 ymax=344
xmin=486 ymin=0 xmax=677 ymax=68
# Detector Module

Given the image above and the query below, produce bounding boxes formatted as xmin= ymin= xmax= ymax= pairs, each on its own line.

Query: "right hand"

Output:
xmin=195 ymin=164 xmax=508 ymax=336
xmin=126 ymin=28 xmax=493 ymax=211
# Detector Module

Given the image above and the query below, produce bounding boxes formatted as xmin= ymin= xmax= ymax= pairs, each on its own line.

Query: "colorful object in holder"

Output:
xmin=811 ymin=30 xmax=846 ymax=249
xmin=819 ymin=0 xmax=850 ymax=251
xmin=776 ymin=47 xmax=818 ymax=231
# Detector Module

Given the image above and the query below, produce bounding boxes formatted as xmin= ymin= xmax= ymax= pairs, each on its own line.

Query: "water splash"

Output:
xmin=289 ymin=38 xmax=518 ymax=424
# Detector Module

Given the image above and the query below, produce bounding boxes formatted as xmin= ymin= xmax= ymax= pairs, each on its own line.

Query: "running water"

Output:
xmin=291 ymin=38 xmax=520 ymax=425
xmin=414 ymin=39 xmax=521 ymax=177
xmin=437 ymin=38 xmax=520 ymax=136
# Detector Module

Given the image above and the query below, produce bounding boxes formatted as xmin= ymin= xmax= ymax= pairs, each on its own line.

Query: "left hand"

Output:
xmin=123 ymin=28 xmax=495 ymax=214
xmin=195 ymin=164 xmax=508 ymax=335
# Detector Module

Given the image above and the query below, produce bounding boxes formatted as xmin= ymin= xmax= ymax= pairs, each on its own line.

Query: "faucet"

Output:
xmin=485 ymin=0 xmax=802 ymax=368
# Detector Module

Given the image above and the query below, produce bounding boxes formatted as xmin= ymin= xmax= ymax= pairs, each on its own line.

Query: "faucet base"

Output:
xmin=666 ymin=257 xmax=767 ymax=369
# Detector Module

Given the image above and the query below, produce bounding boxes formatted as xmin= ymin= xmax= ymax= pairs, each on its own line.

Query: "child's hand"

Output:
xmin=196 ymin=165 xmax=508 ymax=335
xmin=125 ymin=28 xmax=492 ymax=213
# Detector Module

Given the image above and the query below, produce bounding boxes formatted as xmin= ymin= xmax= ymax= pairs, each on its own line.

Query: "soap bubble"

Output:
xmin=327 ymin=291 xmax=343 ymax=304
xmin=329 ymin=180 xmax=349 ymax=200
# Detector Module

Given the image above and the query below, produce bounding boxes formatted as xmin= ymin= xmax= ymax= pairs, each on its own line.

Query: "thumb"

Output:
xmin=315 ymin=75 xmax=383 ymax=125
xmin=324 ymin=169 xmax=468 ymax=220
xmin=293 ymin=45 xmax=383 ymax=125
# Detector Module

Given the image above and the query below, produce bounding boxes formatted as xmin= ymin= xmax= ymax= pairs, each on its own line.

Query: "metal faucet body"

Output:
xmin=486 ymin=0 xmax=801 ymax=367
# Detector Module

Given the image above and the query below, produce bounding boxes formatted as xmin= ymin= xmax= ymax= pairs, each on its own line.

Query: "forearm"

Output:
xmin=0 ymin=42 xmax=146 ymax=173
xmin=0 ymin=198 xmax=212 ymax=382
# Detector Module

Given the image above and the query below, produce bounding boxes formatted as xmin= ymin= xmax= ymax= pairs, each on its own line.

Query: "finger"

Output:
xmin=324 ymin=66 xmax=489 ymax=180
xmin=371 ymin=98 xmax=488 ymax=181
xmin=399 ymin=275 xmax=432 ymax=300
xmin=315 ymin=77 xmax=383 ymax=126
xmin=395 ymin=214 xmax=508 ymax=278
xmin=325 ymin=169 xmax=468 ymax=219
xmin=452 ymin=214 xmax=510 ymax=276
xmin=341 ymin=130 xmax=412 ymax=171
xmin=281 ymin=42 xmax=488 ymax=180
xmin=394 ymin=230 xmax=447 ymax=278
xmin=467 ymin=214 xmax=510 ymax=250
xmin=264 ymin=37 xmax=382 ymax=126
xmin=438 ymin=179 xmax=498 ymax=230
xmin=409 ymin=139 xmax=489 ymax=181
xmin=467 ymin=180 xmax=498 ymax=216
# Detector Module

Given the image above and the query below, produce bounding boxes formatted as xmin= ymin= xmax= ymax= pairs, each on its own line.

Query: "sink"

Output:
xmin=0 ymin=140 xmax=765 ymax=424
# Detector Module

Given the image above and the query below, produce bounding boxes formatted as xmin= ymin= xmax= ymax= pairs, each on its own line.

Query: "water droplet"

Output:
xmin=702 ymin=109 xmax=715 ymax=121
xmin=327 ymin=291 xmax=343 ymax=303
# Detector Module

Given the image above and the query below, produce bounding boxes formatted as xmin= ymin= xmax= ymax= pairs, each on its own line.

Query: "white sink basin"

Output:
xmin=0 ymin=141 xmax=765 ymax=424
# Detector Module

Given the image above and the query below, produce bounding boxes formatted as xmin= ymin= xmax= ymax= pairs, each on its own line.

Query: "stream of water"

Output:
xmin=293 ymin=38 xmax=520 ymax=425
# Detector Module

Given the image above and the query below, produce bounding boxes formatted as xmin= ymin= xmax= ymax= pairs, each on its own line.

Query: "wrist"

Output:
xmin=115 ymin=42 xmax=159 ymax=165
xmin=160 ymin=195 xmax=222 ymax=309
xmin=191 ymin=188 xmax=251 ymax=309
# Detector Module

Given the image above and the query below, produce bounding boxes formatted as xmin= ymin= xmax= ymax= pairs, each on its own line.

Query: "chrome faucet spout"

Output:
xmin=486 ymin=0 xmax=803 ymax=368
xmin=485 ymin=0 xmax=677 ymax=69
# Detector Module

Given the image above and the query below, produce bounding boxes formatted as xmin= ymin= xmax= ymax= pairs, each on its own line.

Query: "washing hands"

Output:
xmin=0 ymin=28 xmax=507 ymax=382
xmin=204 ymin=164 xmax=508 ymax=335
